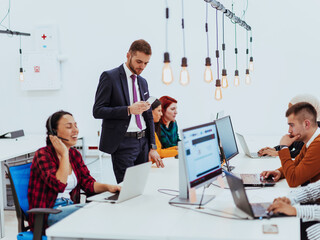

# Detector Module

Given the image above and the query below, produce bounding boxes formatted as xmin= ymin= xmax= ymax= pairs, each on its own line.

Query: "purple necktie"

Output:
xmin=130 ymin=74 xmax=142 ymax=130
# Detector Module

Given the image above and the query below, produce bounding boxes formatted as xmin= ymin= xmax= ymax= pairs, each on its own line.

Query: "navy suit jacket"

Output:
xmin=93 ymin=65 xmax=155 ymax=154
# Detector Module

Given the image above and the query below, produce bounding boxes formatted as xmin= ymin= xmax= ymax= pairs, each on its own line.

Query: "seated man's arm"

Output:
xmin=279 ymin=142 xmax=320 ymax=187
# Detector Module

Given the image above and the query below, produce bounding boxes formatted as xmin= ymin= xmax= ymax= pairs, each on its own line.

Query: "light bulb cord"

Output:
xmin=215 ymin=9 xmax=220 ymax=80
xmin=19 ymin=35 xmax=22 ymax=68
xmin=250 ymin=30 xmax=253 ymax=57
xmin=222 ymin=13 xmax=226 ymax=69
xmin=205 ymin=3 xmax=210 ymax=57
xmin=181 ymin=0 xmax=186 ymax=57
xmin=0 ymin=0 xmax=11 ymax=30
xmin=165 ymin=0 xmax=169 ymax=52
xmin=233 ymin=3 xmax=238 ymax=71
xmin=246 ymin=30 xmax=249 ymax=68
xmin=241 ymin=0 xmax=249 ymax=21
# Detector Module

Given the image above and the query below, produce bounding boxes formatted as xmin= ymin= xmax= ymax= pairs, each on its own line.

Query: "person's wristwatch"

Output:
xmin=278 ymin=145 xmax=288 ymax=150
xmin=150 ymin=144 xmax=157 ymax=150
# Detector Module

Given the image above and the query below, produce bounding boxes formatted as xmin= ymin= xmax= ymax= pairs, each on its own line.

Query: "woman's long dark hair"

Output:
xmin=46 ymin=110 xmax=72 ymax=146
xmin=151 ymin=99 xmax=162 ymax=138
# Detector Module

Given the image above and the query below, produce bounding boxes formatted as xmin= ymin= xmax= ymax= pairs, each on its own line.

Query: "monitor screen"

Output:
xmin=215 ymin=116 xmax=239 ymax=161
xmin=182 ymin=122 xmax=222 ymax=189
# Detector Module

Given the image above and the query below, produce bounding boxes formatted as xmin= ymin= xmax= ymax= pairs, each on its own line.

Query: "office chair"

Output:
xmin=5 ymin=163 xmax=61 ymax=240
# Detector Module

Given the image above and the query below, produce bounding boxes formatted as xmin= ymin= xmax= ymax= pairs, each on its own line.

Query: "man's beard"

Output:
xmin=128 ymin=57 xmax=138 ymax=75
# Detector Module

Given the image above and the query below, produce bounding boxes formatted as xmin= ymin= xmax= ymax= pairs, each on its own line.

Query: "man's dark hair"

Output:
xmin=286 ymin=102 xmax=317 ymax=126
xmin=129 ymin=39 xmax=152 ymax=55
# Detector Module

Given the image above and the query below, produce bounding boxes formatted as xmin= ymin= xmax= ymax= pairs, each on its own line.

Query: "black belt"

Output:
xmin=125 ymin=130 xmax=146 ymax=139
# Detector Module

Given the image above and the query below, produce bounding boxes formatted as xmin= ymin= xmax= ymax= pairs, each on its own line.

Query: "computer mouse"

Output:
xmin=267 ymin=211 xmax=286 ymax=218
xmin=264 ymin=175 xmax=274 ymax=181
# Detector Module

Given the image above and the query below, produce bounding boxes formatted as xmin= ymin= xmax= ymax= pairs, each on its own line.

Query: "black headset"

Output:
xmin=48 ymin=114 xmax=69 ymax=141
xmin=48 ymin=114 xmax=57 ymax=136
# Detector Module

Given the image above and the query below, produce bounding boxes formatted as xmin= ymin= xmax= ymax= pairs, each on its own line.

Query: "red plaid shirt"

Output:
xmin=28 ymin=145 xmax=96 ymax=231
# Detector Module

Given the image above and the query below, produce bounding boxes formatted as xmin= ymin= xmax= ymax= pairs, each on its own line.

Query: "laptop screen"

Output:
xmin=182 ymin=122 xmax=222 ymax=188
xmin=215 ymin=116 xmax=239 ymax=161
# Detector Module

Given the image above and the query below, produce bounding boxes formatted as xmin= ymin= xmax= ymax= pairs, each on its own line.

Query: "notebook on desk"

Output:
xmin=225 ymin=171 xmax=285 ymax=219
xmin=87 ymin=162 xmax=151 ymax=204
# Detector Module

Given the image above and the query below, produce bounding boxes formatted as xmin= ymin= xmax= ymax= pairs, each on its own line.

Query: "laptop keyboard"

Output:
xmin=240 ymin=174 xmax=261 ymax=184
xmin=251 ymin=152 xmax=259 ymax=158
xmin=251 ymin=202 xmax=270 ymax=217
xmin=105 ymin=192 xmax=120 ymax=201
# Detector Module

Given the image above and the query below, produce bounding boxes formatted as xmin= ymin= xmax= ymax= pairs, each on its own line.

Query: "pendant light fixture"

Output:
xmin=204 ymin=3 xmax=213 ymax=83
xmin=245 ymin=30 xmax=251 ymax=85
xmin=19 ymin=36 xmax=24 ymax=81
xmin=214 ymin=9 xmax=222 ymax=101
xmin=179 ymin=0 xmax=190 ymax=86
xmin=249 ymin=31 xmax=254 ymax=72
xmin=162 ymin=0 xmax=174 ymax=85
xmin=233 ymin=4 xmax=240 ymax=87
xmin=221 ymin=13 xmax=228 ymax=88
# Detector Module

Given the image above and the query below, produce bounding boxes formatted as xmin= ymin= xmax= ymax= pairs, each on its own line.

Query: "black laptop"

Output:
xmin=225 ymin=171 xmax=286 ymax=219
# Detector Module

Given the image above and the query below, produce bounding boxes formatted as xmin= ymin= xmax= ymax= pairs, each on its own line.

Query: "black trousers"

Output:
xmin=111 ymin=136 xmax=148 ymax=183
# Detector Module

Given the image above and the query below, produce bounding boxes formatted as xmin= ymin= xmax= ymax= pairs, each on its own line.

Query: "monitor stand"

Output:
xmin=169 ymin=194 xmax=215 ymax=205
xmin=169 ymin=143 xmax=215 ymax=206
xmin=223 ymin=164 xmax=235 ymax=172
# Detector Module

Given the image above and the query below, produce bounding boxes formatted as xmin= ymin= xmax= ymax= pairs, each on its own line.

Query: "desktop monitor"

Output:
xmin=215 ymin=116 xmax=239 ymax=169
xmin=169 ymin=122 xmax=222 ymax=205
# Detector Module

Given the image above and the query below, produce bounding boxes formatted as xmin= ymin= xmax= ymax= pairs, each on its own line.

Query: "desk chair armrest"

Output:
xmin=27 ymin=208 xmax=62 ymax=240
xmin=27 ymin=208 xmax=61 ymax=215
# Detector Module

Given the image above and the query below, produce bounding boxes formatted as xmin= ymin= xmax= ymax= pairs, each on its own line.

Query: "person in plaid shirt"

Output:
xmin=28 ymin=110 xmax=120 ymax=231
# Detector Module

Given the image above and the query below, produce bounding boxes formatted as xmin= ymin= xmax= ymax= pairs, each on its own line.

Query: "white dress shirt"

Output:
xmin=123 ymin=63 xmax=146 ymax=132
xmin=287 ymin=180 xmax=320 ymax=240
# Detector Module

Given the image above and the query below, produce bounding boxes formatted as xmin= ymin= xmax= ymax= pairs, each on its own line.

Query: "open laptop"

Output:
xmin=239 ymin=173 xmax=275 ymax=187
xmin=87 ymin=162 xmax=151 ymax=204
xmin=225 ymin=171 xmax=284 ymax=219
xmin=236 ymin=133 xmax=271 ymax=158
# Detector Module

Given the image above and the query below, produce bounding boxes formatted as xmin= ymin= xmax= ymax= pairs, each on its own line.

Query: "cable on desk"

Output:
xmin=158 ymin=188 xmax=179 ymax=196
xmin=168 ymin=200 xmax=249 ymax=220
xmin=209 ymin=183 xmax=262 ymax=190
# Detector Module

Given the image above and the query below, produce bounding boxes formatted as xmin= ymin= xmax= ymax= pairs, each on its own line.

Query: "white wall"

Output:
xmin=1 ymin=0 xmax=320 ymax=146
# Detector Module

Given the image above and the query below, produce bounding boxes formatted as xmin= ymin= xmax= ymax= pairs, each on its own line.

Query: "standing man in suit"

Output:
xmin=93 ymin=39 xmax=164 ymax=183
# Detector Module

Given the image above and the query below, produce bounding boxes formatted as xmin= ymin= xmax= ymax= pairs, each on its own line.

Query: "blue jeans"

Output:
xmin=47 ymin=198 xmax=85 ymax=226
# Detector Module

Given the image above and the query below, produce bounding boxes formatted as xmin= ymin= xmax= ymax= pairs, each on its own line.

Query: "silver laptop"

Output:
xmin=239 ymin=173 xmax=275 ymax=187
xmin=236 ymin=133 xmax=269 ymax=158
xmin=216 ymin=110 xmax=225 ymax=120
xmin=87 ymin=162 xmax=151 ymax=203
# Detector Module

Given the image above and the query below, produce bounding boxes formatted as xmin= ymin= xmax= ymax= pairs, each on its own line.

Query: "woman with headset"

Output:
xmin=28 ymin=110 xmax=120 ymax=231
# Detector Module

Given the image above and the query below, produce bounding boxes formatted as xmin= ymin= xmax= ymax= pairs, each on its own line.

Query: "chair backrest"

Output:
xmin=6 ymin=162 xmax=32 ymax=232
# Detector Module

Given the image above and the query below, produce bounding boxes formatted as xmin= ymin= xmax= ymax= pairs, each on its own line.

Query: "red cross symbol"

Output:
xmin=41 ymin=34 xmax=47 ymax=40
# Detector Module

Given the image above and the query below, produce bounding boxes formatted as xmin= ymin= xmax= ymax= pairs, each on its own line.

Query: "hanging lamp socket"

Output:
xmin=215 ymin=79 xmax=221 ymax=87
xmin=164 ymin=52 xmax=171 ymax=63
xmin=181 ymin=57 xmax=188 ymax=67
xmin=222 ymin=69 xmax=227 ymax=76
xmin=205 ymin=57 xmax=211 ymax=66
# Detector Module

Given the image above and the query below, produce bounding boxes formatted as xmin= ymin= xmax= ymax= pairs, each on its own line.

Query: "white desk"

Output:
xmin=46 ymin=154 xmax=300 ymax=240
xmin=0 ymin=135 xmax=45 ymax=239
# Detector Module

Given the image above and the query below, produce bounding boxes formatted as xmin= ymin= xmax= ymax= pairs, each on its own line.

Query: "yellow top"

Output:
xmin=155 ymin=132 xmax=178 ymax=158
